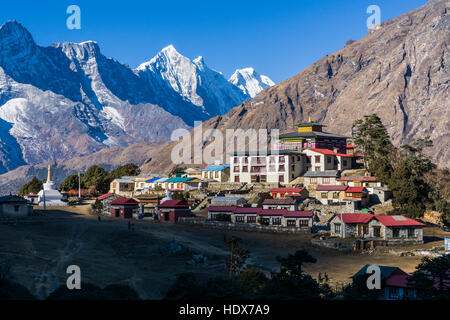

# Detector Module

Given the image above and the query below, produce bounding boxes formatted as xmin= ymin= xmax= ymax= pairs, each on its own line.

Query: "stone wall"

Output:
xmin=178 ymin=217 xmax=312 ymax=234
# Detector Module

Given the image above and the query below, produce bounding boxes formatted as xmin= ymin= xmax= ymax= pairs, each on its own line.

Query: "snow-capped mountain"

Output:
xmin=0 ymin=21 xmax=275 ymax=174
xmin=229 ymin=68 xmax=275 ymax=98
xmin=0 ymin=21 xmax=187 ymax=173
xmin=136 ymin=45 xmax=248 ymax=117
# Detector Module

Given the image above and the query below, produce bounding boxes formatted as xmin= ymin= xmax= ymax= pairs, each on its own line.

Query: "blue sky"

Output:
xmin=1 ymin=0 xmax=425 ymax=83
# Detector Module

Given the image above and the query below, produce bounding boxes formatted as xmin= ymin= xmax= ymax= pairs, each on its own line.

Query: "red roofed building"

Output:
xmin=283 ymin=210 xmax=314 ymax=228
xmin=269 ymin=187 xmax=308 ymax=199
xmin=98 ymin=193 xmax=120 ymax=214
xmin=207 ymin=206 xmax=237 ymax=222
xmin=233 ymin=207 xmax=262 ymax=224
xmin=157 ymin=200 xmax=191 ymax=222
xmin=369 ymin=215 xmax=425 ymax=244
xmin=110 ymin=197 xmax=139 ymax=219
xmin=330 ymin=213 xmax=374 ymax=238
xmin=344 ymin=186 xmax=369 ymax=206
xmin=303 ymin=148 xmax=359 ymax=172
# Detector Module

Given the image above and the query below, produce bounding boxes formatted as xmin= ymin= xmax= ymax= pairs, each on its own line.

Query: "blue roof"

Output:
xmin=145 ymin=177 xmax=161 ymax=183
xmin=164 ymin=177 xmax=195 ymax=183
xmin=202 ymin=165 xmax=230 ymax=172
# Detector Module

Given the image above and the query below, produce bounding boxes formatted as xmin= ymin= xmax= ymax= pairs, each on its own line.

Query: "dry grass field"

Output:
xmin=1 ymin=205 xmax=448 ymax=299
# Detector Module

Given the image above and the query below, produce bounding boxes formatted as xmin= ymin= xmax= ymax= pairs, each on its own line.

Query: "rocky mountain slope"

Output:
xmin=141 ymin=0 xmax=449 ymax=174
xmin=0 ymin=21 xmax=275 ymax=174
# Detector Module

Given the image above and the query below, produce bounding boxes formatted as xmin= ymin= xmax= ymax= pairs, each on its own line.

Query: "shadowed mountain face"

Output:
xmin=141 ymin=0 xmax=450 ymax=174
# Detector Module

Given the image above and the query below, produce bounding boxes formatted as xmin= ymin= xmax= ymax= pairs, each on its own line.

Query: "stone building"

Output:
xmin=0 ymin=195 xmax=33 ymax=218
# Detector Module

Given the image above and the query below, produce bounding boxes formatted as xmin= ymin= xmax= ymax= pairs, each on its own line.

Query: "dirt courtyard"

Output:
xmin=0 ymin=208 xmax=447 ymax=299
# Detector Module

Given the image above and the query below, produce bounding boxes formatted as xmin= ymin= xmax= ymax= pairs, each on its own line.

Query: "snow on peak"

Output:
xmin=229 ymin=68 xmax=275 ymax=98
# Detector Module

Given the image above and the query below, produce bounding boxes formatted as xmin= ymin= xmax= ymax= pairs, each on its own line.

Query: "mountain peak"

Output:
xmin=0 ymin=20 xmax=36 ymax=51
xmin=229 ymin=68 xmax=275 ymax=98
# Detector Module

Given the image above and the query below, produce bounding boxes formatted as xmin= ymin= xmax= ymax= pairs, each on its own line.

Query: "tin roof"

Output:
xmin=234 ymin=207 xmax=262 ymax=214
xmin=304 ymin=170 xmax=340 ymax=178
xmin=346 ymin=186 xmax=367 ymax=193
xmin=98 ymin=193 xmax=116 ymax=200
xmin=202 ymin=165 xmax=230 ymax=172
xmin=158 ymin=200 xmax=190 ymax=208
xmin=374 ymin=215 xmax=425 ymax=227
xmin=208 ymin=206 xmax=237 ymax=212
xmin=164 ymin=177 xmax=195 ymax=183
xmin=316 ymin=185 xmax=348 ymax=192
xmin=334 ymin=213 xmax=374 ymax=224
xmin=110 ymin=197 xmax=139 ymax=205
xmin=283 ymin=211 xmax=314 ymax=218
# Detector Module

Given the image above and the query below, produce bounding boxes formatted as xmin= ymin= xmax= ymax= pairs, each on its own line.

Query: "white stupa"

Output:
xmin=38 ymin=165 xmax=67 ymax=207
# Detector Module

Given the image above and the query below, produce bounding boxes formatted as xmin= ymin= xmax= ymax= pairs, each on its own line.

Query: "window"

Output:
xmin=279 ymin=175 xmax=284 ymax=183
xmin=315 ymin=156 xmax=321 ymax=163
xmin=279 ymin=156 xmax=285 ymax=163
xmin=272 ymin=217 xmax=282 ymax=225
xmin=310 ymin=178 xmax=317 ymax=184
xmin=215 ymin=172 xmax=219 ymax=179
xmin=321 ymin=192 xmax=328 ymax=199
xmin=323 ymin=177 xmax=330 ymax=184
xmin=343 ymin=160 xmax=348 ymax=167
xmin=327 ymin=157 xmax=331 ymax=164
xmin=234 ymin=166 xmax=240 ymax=173
xmin=236 ymin=215 xmax=245 ymax=223
xmin=242 ymin=166 xmax=248 ymax=172
xmin=234 ymin=157 xmax=239 ymax=164
xmin=363 ymin=226 xmax=369 ymax=235
xmin=247 ymin=216 xmax=256 ymax=223
xmin=260 ymin=175 xmax=267 ymax=183
xmin=407 ymin=228 xmax=415 ymax=237
xmin=279 ymin=165 xmax=285 ymax=172
xmin=287 ymin=220 xmax=296 ymax=227
xmin=333 ymin=192 xmax=340 ymax=199
xmin=373 ymin=227 xmax=381 ymax=238
xmin=234 ymin=175 xmax=240 ymax=183
xmin=393 ymin=228 xmax=400 ymax=238
xmin=14 ymin=205 xmax=20 ymax=212
xmin=389 ymin=287 xmax=400 ymax=299
xmin=299 ymin=219 xmax=309 ymax=227
xmin=315 ymin=166 xmax=321 ymax=171
xmin=334 ymin=223 xmax=341 ymax=234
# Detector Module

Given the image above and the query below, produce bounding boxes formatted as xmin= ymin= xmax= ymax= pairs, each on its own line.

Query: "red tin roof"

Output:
xmin=346 ymin=186 xmax=366 ymax=193
xmin=316 ymin=185 xmax=348 ymax=191
xmin=283 ymin=211 xmax=314 ymax=218
xmin=336 ymin=213 xmax=374 ymax=224
xmin=208 ymin=206 xmax=237 ymax=212
xmin=258 ymin=209 xmax=287 ymax=216
xmin=98 ymin=193 xmax=115 ymax=200
xmin=234 ymin=207 xmax=262 ymax=214
xmin=338 ymin=176 xmax=377 ymax=182
xmin=110 ymin=197 xmax=139 ymax=205
xmin=374 ymin=215 xmax=425 ymax=227
xmin=158 ymin=200 xmax=190 ymax=208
